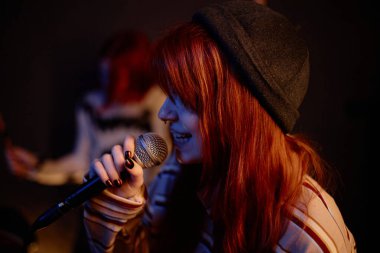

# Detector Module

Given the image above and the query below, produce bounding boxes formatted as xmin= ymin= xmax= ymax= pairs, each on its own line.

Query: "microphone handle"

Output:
xmin=31 ymin=172 xmax=126 ymax=231
xmin=64 ymin=175 xmax=106 ymax=207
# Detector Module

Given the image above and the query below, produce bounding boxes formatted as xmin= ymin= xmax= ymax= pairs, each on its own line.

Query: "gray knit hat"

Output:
xmin=192 ymin=1 xmax=309 ymax=132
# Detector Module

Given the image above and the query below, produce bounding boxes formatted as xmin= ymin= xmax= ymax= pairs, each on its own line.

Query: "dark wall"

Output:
xmin=0 ymin=0 xmax=377 ymax=252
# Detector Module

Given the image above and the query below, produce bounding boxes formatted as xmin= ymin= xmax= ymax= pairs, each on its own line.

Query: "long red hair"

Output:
xmin=152 ymin=23 xmax=328 ymax=253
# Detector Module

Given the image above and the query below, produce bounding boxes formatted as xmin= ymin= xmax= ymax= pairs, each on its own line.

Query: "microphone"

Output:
xmin=31 ymin=132 xmax=168 ymax=231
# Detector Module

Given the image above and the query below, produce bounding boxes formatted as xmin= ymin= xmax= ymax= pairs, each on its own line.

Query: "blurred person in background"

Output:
xmin=4 ymin=29 xmax=170 ymax=187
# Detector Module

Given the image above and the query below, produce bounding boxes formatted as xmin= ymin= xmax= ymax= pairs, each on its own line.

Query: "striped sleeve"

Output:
xmin=84 ymin=188 xmax=146 ymax=253
xmin=276 ymin=177 xmax=357 ymax=253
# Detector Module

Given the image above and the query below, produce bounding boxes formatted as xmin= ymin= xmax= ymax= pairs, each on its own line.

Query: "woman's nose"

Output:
xmin=158 ymin=98 xmax=177 ymax=123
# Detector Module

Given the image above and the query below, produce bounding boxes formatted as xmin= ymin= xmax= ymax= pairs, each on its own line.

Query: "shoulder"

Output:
xmin=276 ymin=176 xmax=356 ymax=253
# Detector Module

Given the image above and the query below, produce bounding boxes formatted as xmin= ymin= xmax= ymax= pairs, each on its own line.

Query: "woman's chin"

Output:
xmin=175 ymin=149 xmax=201 ymax=165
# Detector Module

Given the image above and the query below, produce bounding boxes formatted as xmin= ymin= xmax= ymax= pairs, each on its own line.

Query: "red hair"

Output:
xmin=99 ymin=30 xmax=154 ymax=106
xmin=152 ymin=23 xmax=328 ymax=253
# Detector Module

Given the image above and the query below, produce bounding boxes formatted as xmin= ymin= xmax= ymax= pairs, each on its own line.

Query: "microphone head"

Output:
xmin=134 ymin=132 xmax=168 ymax=168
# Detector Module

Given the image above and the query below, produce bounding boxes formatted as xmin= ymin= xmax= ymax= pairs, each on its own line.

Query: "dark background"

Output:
xmin=0 ymin=0 xmax=377 ymax=252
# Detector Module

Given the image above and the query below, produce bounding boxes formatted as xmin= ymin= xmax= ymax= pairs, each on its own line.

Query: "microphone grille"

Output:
xmin=134 ymin=132 xmax=168 ymax=168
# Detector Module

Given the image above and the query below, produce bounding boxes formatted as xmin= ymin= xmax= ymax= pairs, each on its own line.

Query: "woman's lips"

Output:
xmin=171 ymin=130 xmax=192 ymax=145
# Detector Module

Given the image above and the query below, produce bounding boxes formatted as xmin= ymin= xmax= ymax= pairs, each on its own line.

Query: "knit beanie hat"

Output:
xmin=192 ymin=1 xmax=309 ymax=132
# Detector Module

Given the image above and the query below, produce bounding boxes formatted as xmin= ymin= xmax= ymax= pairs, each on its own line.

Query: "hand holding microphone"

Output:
xmin=91 ymin=132 xmax=167 ymax=199
xmin=31 ymin=132 xmax=168 ymax=231
xmin=91 ymin=134 xmax=145 ymax=200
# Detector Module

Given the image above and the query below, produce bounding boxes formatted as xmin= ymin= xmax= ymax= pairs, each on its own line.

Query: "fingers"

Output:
xmin=90 ymin=135 xmax=144 ymax=190
xmin=111 ymin=145 xmax=125 ymax=171
xmin=101 ymin=153 xmax=122 ymax=187
xmin=123 ymin=135 xmax=143 ymax=179
xmin=123 ymin=135 xmax=136 ymax=159
xmin=92 ymin=144 xmax=123 ymax=187
xmin=92 ymin=159 xmax=113 ymax=187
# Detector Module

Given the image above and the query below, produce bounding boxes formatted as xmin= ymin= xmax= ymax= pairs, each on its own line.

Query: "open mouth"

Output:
xmin=171 ymin=131 xmax=192 ymax=145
